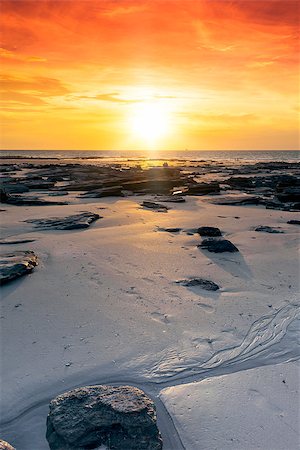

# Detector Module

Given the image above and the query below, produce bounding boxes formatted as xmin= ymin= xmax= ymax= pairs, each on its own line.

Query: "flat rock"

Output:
xmin=287 ymin=219 xmax=300 ymax=225
xmin=163 ymin=227 xmax=182 ymax=233
xmin=211 ymin=196 xmax=261 ymax=205
xmin=80 ymin=186 xmax=124 ymax=198
xmin=0 ymin=189 xmax=67 ymax=206
xmin=0 ymin=440 xmax=15 ymax=450
xmin=0 ymin=251 xmax=38 ymax=285
xmin=155 ymin=195 xmax=186 ymax=203
xmin=176 ymin=278 xmax=219 ymax=291
xmin=199 ymin=238 xmax=239 ymax=253
xmin=46 ymin=385 xmax=163 ymax=450
xmin=255 ymin=226 xmax=284 ymax=233
xmin=197 ymin=226 xmax=222 ymax=237
xmin=141 ymin=201 xmax=169 ymax=211
xmin=25 ymin=212 xmax=100 ymax=230
xmin=48 ymin=191 xmax=69 ymax=196
xmin=0 ymin=238 xmax=36 ymax=245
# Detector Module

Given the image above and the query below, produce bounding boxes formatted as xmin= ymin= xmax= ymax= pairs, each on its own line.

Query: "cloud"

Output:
xmin=0 ymin=47 xmax=47 ymax=63
xmin=1 ymin=74 xmax=69 ymax=96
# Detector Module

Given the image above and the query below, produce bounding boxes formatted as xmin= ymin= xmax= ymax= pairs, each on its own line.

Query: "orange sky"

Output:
xmin=1 ymin=0 xmax=299 ymax=150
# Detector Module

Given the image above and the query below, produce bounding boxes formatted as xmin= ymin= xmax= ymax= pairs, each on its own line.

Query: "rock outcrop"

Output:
xmin=46 ymin=385 xmax=163 ymax=450
xmin=0 ymin=251 xmax=38 ymax=285
xmin=0 ymin=440 xmax=16 ymax=450
xmin=25 ymin=212 xmax=100 ymax=230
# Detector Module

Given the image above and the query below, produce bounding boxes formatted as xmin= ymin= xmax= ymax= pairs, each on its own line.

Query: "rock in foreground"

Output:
xmin=176 ymin=278 xmax=219 ymax=291
xmin=199 ymin=238 xmax=239 ymax=253
xmin=0 ymin=251 xmax=38 ymax=285
xmin=0 ymin=439 xmax=16 ymax=450
xmin=46 ymin=385 xmax=163 ymax=450
xmin=197 ymin=226 xmax=222 ymax=237
xmin=25 ymin=212 xmax=100 ymax=230
xmin=0 ymin=440 xmax=15 ymax=450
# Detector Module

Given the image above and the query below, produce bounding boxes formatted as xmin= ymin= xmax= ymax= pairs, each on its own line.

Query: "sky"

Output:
xmin=0 ymin=0 xmax=299 ymax=151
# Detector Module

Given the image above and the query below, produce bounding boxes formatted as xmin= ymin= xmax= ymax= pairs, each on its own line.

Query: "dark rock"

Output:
xmin=276 ymin=187 xmax=300 ymax=203
xmin=255 ymin=226 xmax=284 ymax=233
xmin=48 ymin=191 xmax=69 ymax=196
xmin=0 ymin=239 xmax=36 ymax=245
xmin=46 ymin=385 xmax=162 ymax=450
xmin=176 ymin=278 xmax=219 ymax=291
xmin=25 ymin=212 xmax=100 ymax=230
xmin=224 ymin=176 xmax=255 ymax=188
xmin=80 ymin=186 xmax=124 ymax=198
xmin=197 ymin=226 xmax=222 ymax=237
xmin=287 ymin=219 xmax=300 ymax=225
xmin=199 ymin=238 xmax=239 ymax=253
xmin=155 ymin=195 xmax=185 ymax=203
xmin=0 ymin=440 xmax=15 ymax=450
xmin=163 ymin=227 xmax=182 ymax=233
xmin=187 ymin=181 xmax=220 ymax=195
xmin=0 ymin=189 xmax=67 ymax=206
xmin=0 ymin=251 xmax=38 ymax=285
xmin=0 ymin=182 xmax=29 ymax=193
xmin=141 ymin=201 xmax=169 ymax=211
xmin=212 ymin=196 xmax=261 ymax=205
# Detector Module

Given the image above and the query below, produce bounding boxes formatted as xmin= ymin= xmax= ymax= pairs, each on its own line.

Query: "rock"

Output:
xmin=176 ymin=278 xmax=219 ymax=291
xmin=0 ymin=182 xmax=29 ymax=193
xmin=155 ymin=195 xmax=185 ymax=203
xmin=276 ymin=187 xmax=300 ymax=203
xmin=46 ymin=385 xmax=163 ymax=450
xmin=187 ymin=181 xmax=220 ymax=195
xmin=141 ymin=201 xmax=169 ymax=211
xmin=80 ymin=186 xmax=124 ymax=198
xmin=0 ymin=251 xmax=38 ymax=285
xmin=197 ymin=226 xmax=222 ymax=237
xmin=48 ymin=191 xmax=69 ymax=196
xmin=163 ymin=227 xmax=182 ymax=233
xmin=0 ymin=189 xmax=67 ymax=206
xmin=255 ymin=225 xmax=284 ymax=233
xmin=199 ymin=238 xmax=239 ymax=253
xmin=25 ymin=212 xmax=100 ymax=230
xmin=287 ymin=219 xmax=300 ymax=225
xmin=0 ymin=440 xmax=15 ymax=450
xmin=211 ymin=196 xmax=261 ymax=205
xmin=0 ymin=239 xmax=36 ymax=245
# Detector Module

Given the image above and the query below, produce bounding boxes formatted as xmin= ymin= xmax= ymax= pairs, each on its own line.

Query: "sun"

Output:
xmin=129 ymin=101 xmax=171 ymax=146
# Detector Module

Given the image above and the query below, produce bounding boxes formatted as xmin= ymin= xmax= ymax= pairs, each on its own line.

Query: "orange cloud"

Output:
xmin=0 ymin=0 xmax=298 ymax=150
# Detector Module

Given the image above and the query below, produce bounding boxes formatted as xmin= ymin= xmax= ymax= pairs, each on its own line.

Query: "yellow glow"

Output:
xmin=129 ymin=101 xmax=171 ymax=146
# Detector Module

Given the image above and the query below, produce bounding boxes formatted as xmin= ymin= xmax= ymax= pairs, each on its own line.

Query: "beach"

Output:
xmin=0 ymin=154 xmax=299 ymax=449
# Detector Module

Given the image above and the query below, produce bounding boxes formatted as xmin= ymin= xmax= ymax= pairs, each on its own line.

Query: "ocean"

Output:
xmin=0 ymin=149 xmax=299 ymax=162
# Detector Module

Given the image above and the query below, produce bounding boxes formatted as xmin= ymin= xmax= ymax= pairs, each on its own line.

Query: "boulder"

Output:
xmin=46 ymin=385 xmax=163 ymax=450
xmin=0 ymin=251 xmax=38 ymax=285
xmin=197 ymin=226 xmax=222 ymax=237
xmin=0 ymin=440 xmax=15 ymax=450
xmin=255 ymin=225 xmax=284 ymax=233
xmin=25 ymin=212 xmax=100 ymax=230
xmin=198 ymin=238 xmax=239 ymax=253
xmin=176 ymin=278 xmax=219 ymax=291
xmin=287 ymin=219 xmax=300 ymax=225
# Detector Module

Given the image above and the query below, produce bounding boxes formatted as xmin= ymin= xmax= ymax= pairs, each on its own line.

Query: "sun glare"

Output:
xmin=129 ymin=102 xmax=171 ymax=146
